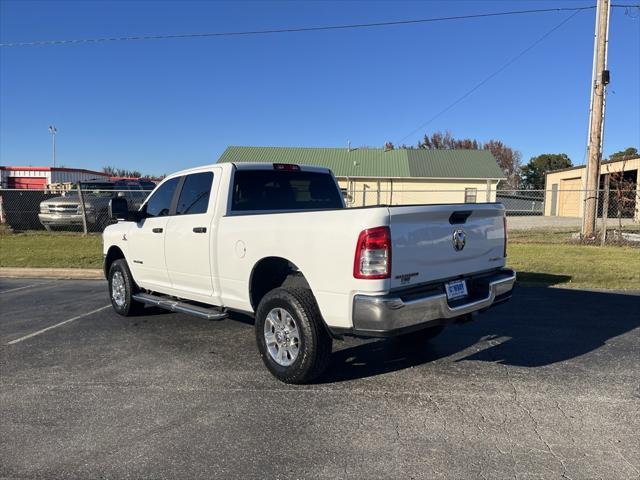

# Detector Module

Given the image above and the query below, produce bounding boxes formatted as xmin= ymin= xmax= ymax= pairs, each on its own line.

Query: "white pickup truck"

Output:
xmin=103 ymin=162 xmax=515 ymax=383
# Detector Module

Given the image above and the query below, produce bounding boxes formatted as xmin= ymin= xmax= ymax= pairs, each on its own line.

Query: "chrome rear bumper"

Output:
xmin=350 ymin=269 xmax=516 ymax=337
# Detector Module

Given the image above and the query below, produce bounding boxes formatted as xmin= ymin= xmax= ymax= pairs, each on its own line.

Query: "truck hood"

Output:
xmin=41 ymin=194 xmax=110 ymax=206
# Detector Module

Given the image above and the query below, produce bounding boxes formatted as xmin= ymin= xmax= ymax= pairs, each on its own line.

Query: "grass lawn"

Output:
xmin=508 ymin=243 xmax=640 ymax=290
xmin=1 ymin=231 xmax=639 ymax=290
xmin=0 ymin=231 xmax=103 ymax=269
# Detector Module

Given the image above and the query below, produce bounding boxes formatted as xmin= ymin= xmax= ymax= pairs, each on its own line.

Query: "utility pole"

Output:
xmin=48 ymin=125 xmax=57 ymax=168
xmin=582 ymin=0 xmax=611 ymax=238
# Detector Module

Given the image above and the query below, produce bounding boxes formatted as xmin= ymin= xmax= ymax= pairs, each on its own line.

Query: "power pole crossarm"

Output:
xmin=583 ymin=0 xmax=611 ymax=238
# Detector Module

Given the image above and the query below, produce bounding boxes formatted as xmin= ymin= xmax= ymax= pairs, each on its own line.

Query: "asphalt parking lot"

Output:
xmin=1 ymin=278 xmax=639 ymax=479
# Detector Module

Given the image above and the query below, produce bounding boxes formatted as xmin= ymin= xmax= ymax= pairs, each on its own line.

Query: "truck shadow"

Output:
xmin=514 ymin=272 xmax=572 ymax=287
xmin=319 ymin=286 xmax=640 ymax=383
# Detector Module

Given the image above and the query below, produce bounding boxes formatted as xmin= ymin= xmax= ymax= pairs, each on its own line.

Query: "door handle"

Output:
xmin=193 ymin=227 xmax=207 ymax=233
xmin=152 ymin=228 xmax=163 ymax=233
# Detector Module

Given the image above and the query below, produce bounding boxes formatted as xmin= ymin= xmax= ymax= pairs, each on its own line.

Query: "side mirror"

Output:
xmin=109 ymin=197 xmax=129 ymax=220
xmin=133 ymin=205 xmax=148 ymax=222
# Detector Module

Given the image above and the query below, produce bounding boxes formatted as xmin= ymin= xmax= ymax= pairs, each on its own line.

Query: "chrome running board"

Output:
xmin=132 ymin=292 xmax=228 ymax=320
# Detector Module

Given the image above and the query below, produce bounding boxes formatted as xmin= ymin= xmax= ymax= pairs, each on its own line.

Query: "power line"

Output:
xmin=0 ymin=5 xmax=622 ymax=48
xmin=397 ymin=8 xmax=586 ymax=145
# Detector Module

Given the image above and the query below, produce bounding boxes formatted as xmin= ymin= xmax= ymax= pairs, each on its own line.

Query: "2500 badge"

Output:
xmin=395 ymin=272 xmax=419 ymax=284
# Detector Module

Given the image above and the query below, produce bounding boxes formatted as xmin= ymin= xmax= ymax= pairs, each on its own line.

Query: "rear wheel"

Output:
xmin=255 ymin=287 xmax=332 ymax=384
xmin=108 ymin=259 xmax=144 ymax=316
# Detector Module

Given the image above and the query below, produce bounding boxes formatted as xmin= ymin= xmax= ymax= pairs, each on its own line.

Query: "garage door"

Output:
xmin=558 ymin=177 xmax=582 ymax=217
xmin=7 ymin=177 xmax=47 ymax=189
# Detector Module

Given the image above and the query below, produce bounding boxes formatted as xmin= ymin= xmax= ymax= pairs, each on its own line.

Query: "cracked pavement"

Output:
xmin=1 ymin=278 xmax=639 ymax=479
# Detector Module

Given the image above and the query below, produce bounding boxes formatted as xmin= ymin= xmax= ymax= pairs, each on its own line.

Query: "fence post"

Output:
xmin=600 ymin=175 xmax=609 ymax=246
xmin=0 ymin=195 xmax=4 ymax=224
xmin=77 ymin=182 xmax=89 ymax=235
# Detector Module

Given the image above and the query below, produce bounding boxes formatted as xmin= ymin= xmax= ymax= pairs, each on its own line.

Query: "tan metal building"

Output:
xmin=543 ymin=156 xmax=639 ymax=220
xmin=218 ymin=146 xmax=505 ymax=207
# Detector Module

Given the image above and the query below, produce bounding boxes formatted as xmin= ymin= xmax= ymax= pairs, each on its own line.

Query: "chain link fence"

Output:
xmin=0 ymin=187 xmax=151 ymax=234
xmin=341 ymin=187 xmax=639 ymax=247
xmin=0 ymin=187 xmax=638 ymax=246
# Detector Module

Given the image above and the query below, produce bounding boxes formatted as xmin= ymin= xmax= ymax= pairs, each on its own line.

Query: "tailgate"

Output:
xmin=388 ymin=204 xmax=506 ymax=289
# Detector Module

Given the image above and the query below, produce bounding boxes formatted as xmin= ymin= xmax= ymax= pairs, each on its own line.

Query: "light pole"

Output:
xmin=48 ymin=125 xmax=57 ymax=168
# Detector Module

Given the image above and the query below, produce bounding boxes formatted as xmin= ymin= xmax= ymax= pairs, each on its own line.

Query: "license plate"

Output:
xmin=445 ymin=279 xmax=468 ymax=300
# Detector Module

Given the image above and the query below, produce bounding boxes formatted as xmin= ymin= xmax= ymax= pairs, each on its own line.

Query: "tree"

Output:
xmin=519 ymin=154 xmax=572 ymax=190
xmin=102 ymin=165 xmax=117 ymax=176
xmin=418 ymin=131 xmax=479 ymax=150
xmin=102 ymin=166 xmax=143 ymax=178
xmin=605 ymin=159 xmax=637 ymax=240
xmin=483 ymin=140 xmax=521 ymax=190
xmin=414 ymin=131 xmax=520 ymax=188
xmin=608 ymin=147 xmax=638 ymax=162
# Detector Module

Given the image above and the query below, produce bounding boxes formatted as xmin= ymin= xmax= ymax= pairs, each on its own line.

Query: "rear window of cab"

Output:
xmin=231 ymin=170 xmax=343 ymax=212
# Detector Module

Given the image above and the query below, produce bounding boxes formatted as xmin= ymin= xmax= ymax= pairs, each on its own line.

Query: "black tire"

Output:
xmin=108 ymin=259 xmax=145 ymax=316
xmin=396 ymin=325 xmax=445 ymax=345
xmin=255 ymin=287 xmax=332 ymax=384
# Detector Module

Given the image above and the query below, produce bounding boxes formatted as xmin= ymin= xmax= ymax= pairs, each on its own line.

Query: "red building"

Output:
xmin=0 ymin=166 xmax=110 ymax=189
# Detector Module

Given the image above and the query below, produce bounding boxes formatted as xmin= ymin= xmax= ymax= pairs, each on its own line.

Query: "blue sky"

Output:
xmin=1 ymin=0 xmax=638 ymax=176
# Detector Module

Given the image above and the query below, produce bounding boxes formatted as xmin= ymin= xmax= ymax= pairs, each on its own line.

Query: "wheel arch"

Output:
xmin=248 ymin=256 xmax=312 ymax=311
xmin=104 ymin=245 xmax=125 ymax=279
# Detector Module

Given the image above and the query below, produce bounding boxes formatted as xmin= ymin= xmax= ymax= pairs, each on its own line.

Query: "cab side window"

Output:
xmin=176 ymin=172 xmax=213 ymax=215
xmin=145 ymin=177 xmax=180 ymax=217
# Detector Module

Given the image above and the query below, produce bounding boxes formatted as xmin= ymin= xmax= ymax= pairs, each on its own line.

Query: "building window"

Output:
xmin=465 ymin=188 xmax=477 ymax=203
xmin=340 ymin=188 xmax=352 ymax=204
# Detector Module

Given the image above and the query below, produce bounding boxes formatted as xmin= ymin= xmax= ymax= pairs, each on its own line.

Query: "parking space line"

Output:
xmin=6 ymin=305 xmax=111 ymax=345
xmin=0 ymin=282 xmax=51 ymax=294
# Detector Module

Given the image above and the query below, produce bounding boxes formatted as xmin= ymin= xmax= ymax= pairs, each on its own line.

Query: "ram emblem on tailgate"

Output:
xmin=452 ymin=229 xmax=466 ymax=252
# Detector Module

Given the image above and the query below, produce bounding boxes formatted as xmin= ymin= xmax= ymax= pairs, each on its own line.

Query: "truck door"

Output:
xmin=126 ymin=177 xmax=180 ymax=290
xmin=165 ymin=171 xmax=219 ymax=298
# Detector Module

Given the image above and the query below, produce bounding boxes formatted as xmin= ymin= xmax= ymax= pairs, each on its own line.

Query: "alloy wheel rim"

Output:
xmin=111 ymin=271 xmax=126 ymax=307
xmin=264 ymin=307 xmax=300 ymax=366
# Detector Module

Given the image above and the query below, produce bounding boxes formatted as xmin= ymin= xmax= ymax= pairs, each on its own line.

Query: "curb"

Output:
xmin=0 ymin=267 xmax=103 ymax=280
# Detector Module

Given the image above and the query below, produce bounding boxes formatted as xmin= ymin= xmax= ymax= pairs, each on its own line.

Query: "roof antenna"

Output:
xmin=347 ymin=140 xmax=351 ymax=152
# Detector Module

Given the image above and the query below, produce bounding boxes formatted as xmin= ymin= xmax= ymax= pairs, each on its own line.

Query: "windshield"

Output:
xmin=231 ymin=170 xmax=343 ymax=212
xmin=62 ymin=182 xmax=114 ymax=197
xmin=75 ymin=182 xmax=114 ymax=190
xmin=114 ymin=180 xmax=156 ymax=190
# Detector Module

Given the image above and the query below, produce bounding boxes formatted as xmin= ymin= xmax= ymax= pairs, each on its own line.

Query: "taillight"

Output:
xmin=503 ymin=215 xmax=508 ymax=258
xmin=353 ymin=226 xmax=391 ymax=279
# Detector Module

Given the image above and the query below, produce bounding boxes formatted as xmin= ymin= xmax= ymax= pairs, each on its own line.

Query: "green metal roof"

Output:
xmin=218 ymin=146 xmax=504 ymax=179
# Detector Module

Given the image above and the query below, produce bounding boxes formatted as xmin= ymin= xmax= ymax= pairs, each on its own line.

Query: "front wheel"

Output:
xmin=108 ymin=259 xmax=145 ymax=316
xmin=255 ymin=288 xmax=332 ymax=384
